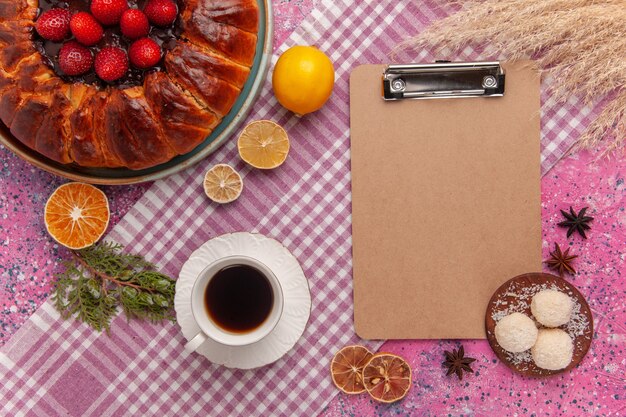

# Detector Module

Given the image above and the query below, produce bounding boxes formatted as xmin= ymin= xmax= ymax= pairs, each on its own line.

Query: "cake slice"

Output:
xmin=181 ymin=15 xmax=257 ymax=66
xmin=34 ymin=86 xmax=73 ymax=164
xmin=0 ymin=54 xmax=62 ymax=125
xmin=8 ymin=78 xmax=72 ymax=163
xmin=104 ymin=88 xmax=177 ymax=169
xmin=0 ymin=20 xmax=33 ymax=46
xmin=183 ymin=0 xmax=259 ymax=33
xmin=0 ymin=42 xmax=37 ymax=73
xmin=9 ymin=96 xmax=47 ymax=149
xmin=0 ymin=9 xmax=35 ymax=72
xmin=68 ymin=86 xmax=118 ymax=167
xmin=0 ymin=87 xmax=21 ymax=125
xmin=144 ymin=71 xmax=219 ymax=155
xmin=167 ymin=42 xmax=250 ymax=88
xmin=165 ymin=51 xmax=242 ymax=117
xmin=0 ymin=0 xmax=37 ymax=21
xmin=10 ymin=87 xmax=73 ymax=166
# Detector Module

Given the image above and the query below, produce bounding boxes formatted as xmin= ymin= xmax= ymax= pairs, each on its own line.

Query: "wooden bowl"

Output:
xmin=485 ymin=272 xmax=593 ymax=377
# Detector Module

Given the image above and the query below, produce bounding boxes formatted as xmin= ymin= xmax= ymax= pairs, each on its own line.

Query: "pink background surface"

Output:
xmin=1 ymin=1 xmax=624 ymax=416
xmin=322 ymin=149 xmax=626 ymax=416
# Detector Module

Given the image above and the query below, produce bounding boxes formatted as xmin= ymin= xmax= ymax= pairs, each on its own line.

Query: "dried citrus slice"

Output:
xmin=330 ymin=345 xmax=373 ymax=394
xmin=237 ymin=120 xmax=289 ymax=169
xmin=44 ymin=182 xmax=110 ymax=250
xmin=363 ymin=353 xmax=412 ymax=403
xmin=203 ymin=164 xmax=243 ymax=204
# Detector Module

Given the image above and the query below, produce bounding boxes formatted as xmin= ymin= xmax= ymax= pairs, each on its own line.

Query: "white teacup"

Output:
xmin=184 ymin=255 xmax=283 ymax=351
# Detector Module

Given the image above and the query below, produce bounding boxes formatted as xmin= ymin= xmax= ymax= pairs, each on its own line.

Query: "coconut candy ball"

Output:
xmin=494 ymin=312 xmax=538 ymax=353
xmin=531 ymin=289 xmax=573 ymax=328
xmin=531 ymin=328 xmax=573 ymax=370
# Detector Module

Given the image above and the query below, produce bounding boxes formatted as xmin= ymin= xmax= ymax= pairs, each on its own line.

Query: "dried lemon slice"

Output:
xmin=44 ymin=182 xmax=110 ymax=250
xmin=203 ymin=164 xmax=243 ymax=204
xmin=237 ymin=120 xmax=290 ymax=169
xmin=362 ymin=353 xmax=412 ymax=403
xmin=330 ymin=345 xmax=373 ymax=394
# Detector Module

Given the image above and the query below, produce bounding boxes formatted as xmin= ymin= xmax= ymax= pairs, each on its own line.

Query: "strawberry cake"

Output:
xmin=0 ymin=0 xmax=259 ymax=169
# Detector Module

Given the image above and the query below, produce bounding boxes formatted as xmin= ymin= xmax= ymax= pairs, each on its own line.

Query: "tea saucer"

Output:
xmin=175 ymin=232 xmax=311 ymax=369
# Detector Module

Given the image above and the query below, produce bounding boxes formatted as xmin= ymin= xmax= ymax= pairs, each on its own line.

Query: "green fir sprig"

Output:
xmin=52 ymin=242 xmax=176 ymax=332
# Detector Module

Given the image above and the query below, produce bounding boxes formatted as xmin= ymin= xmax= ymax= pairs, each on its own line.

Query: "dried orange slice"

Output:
xmin=44 ymin=182 xmax=110 ymax=250
xmin=330 ymin=345 xmax=373 ymax=394
xmin=203 ymin=164 xmax=243 ymax=204
xmin=237 ymin=120 xmax=289 ymax=169
xmin=363 ymin=353 xmax=412 ymax=403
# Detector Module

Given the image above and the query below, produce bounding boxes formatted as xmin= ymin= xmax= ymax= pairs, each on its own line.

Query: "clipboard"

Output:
xmin=350 ymin=61 xmax=542 ymax=339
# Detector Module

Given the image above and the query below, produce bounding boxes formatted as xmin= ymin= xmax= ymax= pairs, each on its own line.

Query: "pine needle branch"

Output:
xmin=52 ymin=241 xmax=176 ymax=333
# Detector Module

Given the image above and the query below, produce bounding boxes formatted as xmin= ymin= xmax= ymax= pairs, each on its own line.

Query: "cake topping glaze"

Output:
xmin=34 ymin=0 xmax=183 ymax=88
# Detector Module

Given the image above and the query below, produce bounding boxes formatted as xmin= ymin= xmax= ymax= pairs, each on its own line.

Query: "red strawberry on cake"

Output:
xmin=35 ymin=8 xmax=71 ymax=41
xmin=70 ymin=12 xmax=104 ymax=46
xmin=129 ymin=38 xmax=162 ymax=69
xmin=91 ymin=0 xmax=129 ymax=26
xmin=120 ymin=9 xmax=150 ymax=40
xmin=58 ymin=41 xmax=94 ymax=76
xmin=95 ymin=46 xmax=129 ymax=82
xmin=144 ymin=0 xmax=178 ymax=27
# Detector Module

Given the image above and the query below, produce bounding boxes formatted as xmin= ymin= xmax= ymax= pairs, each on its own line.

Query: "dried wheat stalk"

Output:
xmin=394 ymin=0 xmax=626 ymax=155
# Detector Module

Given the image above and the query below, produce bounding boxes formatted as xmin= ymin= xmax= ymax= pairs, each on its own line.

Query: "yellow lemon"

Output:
xmin=272 ymin=45 xmax=335 ymax=116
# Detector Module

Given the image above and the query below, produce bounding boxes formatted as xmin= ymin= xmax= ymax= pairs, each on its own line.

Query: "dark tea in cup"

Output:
xmin=204 ymin=264 xmax=274 ymax=333
xmin=185 ymin=255 xmax=284 ymax=350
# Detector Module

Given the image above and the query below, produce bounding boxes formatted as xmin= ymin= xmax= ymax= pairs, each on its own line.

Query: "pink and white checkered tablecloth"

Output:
xmin=0 ymin=0 xmax=608 ymax=415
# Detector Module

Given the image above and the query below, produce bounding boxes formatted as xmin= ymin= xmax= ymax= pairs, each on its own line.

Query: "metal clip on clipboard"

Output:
xmin=382 ymin=61 xmax=505 ymax=100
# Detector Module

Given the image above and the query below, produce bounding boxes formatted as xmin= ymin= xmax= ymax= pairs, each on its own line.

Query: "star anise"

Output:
xmin=544 ymin=242 xmax=577 ymax=277
xmin=442 ymin=345 xmax=476 ymax=381
xmin=558 ymin=206 xmax=594 ymax=239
